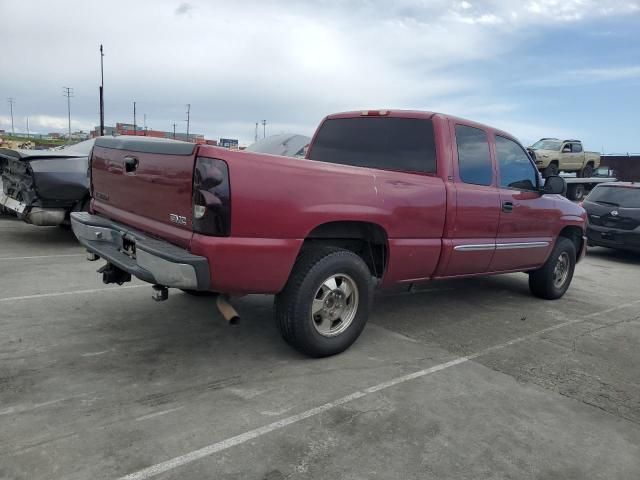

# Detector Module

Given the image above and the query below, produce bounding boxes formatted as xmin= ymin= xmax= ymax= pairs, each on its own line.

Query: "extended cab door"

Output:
xmin=489 ymin=135 xmax=557 ymax=271
xmin=438 ymin=123 xmax=500 ymax=276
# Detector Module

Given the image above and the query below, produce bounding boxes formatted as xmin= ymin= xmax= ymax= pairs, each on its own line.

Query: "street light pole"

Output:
xmin=185 ymin=104 xmax=191 ymax=142
xmin=99 ymin=44 xmax=105 ymax=136
xmin=262 ymin=119 xmax=266 ymax=138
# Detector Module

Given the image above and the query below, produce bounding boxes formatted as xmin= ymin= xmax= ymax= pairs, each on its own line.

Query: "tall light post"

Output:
xmin=99 ymin=45 xmax=105 ymax=136
xmin=62 ymin=87 xmax=74 ymax=140
xmin=7 ymin=98 xmax=15 ymax=137
xmin=185 ymin=104 xmax=191 ymax=142
xmin=262 ymin=119 xmax=266 ymax=138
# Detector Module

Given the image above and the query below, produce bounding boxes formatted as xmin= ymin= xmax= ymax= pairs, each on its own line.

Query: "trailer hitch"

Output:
xmin=97 ymin=263 xmax=132 ymax=285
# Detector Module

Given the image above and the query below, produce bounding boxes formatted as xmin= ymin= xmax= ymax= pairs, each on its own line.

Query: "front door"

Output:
xmin=489 ymin=134 xmax=557 ymax=271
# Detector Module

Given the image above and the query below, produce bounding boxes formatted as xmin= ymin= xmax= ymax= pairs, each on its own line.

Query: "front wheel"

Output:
xmin=275 ymin=247 xmax=374 ymax=357
xmin=529 ymin=238 xmax=576 ymax=299
xmin=542 ymin=163 xmax=559 ymax=178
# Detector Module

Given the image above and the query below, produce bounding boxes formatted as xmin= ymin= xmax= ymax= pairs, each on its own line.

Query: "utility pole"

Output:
xmin=133 ymin=101 xmax=137 ymax=135
xmin=254 ymin=122 xmax=258 ymax=142
xmin=7 ymin=98 xmax=15 ymax=136
xmin=63 ymin=87 xmax=74 ymax=140
xmin=172 ymin=123 xmax=176 ymax=140
xmin=185 ymin=103 xmax=191 ymax=142
xmin=143 ymin=113 xmax=147 ymax=135
xmin=99 ymin=44 xmax=105 ymax=136
xmin=26 ymin=117 xmax=29 ymax=138
xmin=262 ymin=119 xmax=266 ymax=138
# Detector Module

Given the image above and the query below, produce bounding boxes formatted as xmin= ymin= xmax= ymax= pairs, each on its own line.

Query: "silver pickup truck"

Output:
xmin=529 ymin=139 xmax=600 ymax=178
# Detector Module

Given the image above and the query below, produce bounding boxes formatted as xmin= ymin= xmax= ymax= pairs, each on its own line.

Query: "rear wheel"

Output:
xmin=580 ymin=164 xmax=594 ymax=178
xmin=566 ymin=184 xmax=585 ymax=201
xmin=275 ymin=247 xmax=373 ymax=357
xmin=529 ymin=238 xmax=576 ymax=299
xmin=543 ymin=162 xmax=559 ymax=178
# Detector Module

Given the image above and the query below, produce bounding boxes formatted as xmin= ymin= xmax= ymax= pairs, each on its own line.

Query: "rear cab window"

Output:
xmin=307 ymin=117 xmax=436 ymax=174
xmin=454 ymin=125 xmax=493 ymax=186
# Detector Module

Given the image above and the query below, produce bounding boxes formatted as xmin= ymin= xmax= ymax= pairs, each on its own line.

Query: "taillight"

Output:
xmin=192 ymin=157 xmax=231 ymax=236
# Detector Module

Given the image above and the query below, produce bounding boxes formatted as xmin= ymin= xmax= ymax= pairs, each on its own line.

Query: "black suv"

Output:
xmin=584 ymin=182 xmax=640 ymax=253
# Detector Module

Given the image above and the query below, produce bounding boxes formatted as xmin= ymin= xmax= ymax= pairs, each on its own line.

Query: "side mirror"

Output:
xmin=562 ymin=146 xmax=571 ymax=153
xmin=543 ymin=175 xmax=566 ymax=195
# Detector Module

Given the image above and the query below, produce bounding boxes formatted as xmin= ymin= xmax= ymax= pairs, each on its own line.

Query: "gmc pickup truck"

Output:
xmin=529 ymin=138 xmax=600 ymax=178
xmin=71 ymin=110 xmax=586 ymax=357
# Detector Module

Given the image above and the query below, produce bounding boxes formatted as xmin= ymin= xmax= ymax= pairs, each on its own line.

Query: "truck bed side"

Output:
xmin=190 ymin=146 xmax=447 ymax=293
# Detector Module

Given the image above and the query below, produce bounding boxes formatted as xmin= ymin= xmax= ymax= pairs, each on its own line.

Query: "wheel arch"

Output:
xmin=301 ymin=221 xmax=389 ymax=278
xmin=557 ymin=225 xmax=584 ymax=261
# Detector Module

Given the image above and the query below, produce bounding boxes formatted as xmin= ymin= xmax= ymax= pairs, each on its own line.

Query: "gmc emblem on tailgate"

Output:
xmin=169 ymin=213 xmax=187 ymax=225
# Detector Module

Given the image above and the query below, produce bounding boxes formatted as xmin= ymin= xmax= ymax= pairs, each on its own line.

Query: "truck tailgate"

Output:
xmin=91 ymin=137 xmax=197 ymax=248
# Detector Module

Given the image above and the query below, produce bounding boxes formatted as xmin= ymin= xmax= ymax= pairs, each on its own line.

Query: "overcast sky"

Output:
xmin=1 ymin=0 xmax=639 ymax=151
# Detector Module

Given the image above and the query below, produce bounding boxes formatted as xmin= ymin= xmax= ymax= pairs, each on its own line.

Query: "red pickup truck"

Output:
xmin=71 ymin=110 xmax=586 ymax=357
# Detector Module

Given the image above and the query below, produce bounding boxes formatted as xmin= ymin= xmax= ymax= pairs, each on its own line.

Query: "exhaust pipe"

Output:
xmin=216 ymin=294 xmax=240 ymax=325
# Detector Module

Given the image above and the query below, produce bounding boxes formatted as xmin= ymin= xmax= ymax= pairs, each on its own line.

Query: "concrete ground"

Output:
xmin=1 ymin=215 xmax=639 ymax=480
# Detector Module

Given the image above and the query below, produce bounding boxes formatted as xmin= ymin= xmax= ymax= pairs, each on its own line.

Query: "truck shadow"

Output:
xmin=586 ymin=247 xmax=640 ymax=265
xmin=0 ymin=216 xmax=79 ymax=249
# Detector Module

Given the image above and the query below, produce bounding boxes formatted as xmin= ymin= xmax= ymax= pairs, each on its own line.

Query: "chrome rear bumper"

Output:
xmin=71 ymin=212 xmax=210 ymax=290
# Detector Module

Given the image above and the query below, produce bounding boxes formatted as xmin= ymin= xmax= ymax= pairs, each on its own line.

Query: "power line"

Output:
xmin=7 ymin=98 xmax=15 ymax=137
xmin=62 ymin=87 xmax=74 ymax=140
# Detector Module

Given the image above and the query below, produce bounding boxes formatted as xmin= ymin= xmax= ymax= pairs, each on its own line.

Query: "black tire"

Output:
xmin=566 ymin=184 xmax=585 ymax=201
xmin=529 ymin=238 xmax=576 ymax=300
xmin=274 ymin=247 xmax=374 ymax=357
xmin=580 ymin=164 xmax=594 ymax=178
xmin=542 ymin=163 xmax=559 ymax=178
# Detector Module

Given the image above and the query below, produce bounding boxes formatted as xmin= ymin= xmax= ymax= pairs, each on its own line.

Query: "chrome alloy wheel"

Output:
xmin=311 ymin=274 xmax=359 ymax=337
xmin=553 ymin=252 xmax=570 ymax=288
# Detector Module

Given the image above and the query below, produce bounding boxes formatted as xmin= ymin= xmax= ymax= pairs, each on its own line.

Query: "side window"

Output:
xmin=572 ymin=142 xmax=583 ymax=153
xmin=455 ymin=125 xmax=493 ymax=186
xmin=496 ymin=135 xmax=539 ymax=191
xmin=562 ymin=143 xmax=572 ymax=152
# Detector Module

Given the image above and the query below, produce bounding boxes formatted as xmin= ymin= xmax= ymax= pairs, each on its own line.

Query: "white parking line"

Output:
xmin=0 ymin=253 xmax=85 ymax=261
xmin=0 ymin=285 xmax=146 ymax=303
xmin=119 ymin=297 xmax=640 ymax=480
xmin=136 ymin=407 xmax=185 ymax=422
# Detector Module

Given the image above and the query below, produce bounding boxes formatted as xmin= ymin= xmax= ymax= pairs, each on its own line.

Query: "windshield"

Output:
xmin=531 ymin=140 xmax=562 ymax=151
xmin=587 ymin=185 xmax=640 ymax=208
xmin=245 ymin=134 xmax=310 ymax=157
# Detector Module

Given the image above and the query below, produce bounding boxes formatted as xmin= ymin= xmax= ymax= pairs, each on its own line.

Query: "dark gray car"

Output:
xmin=0 ymin=139 xmax=94 ymax=226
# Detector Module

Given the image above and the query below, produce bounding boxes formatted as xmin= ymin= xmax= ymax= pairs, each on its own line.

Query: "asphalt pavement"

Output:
xmin=1 ymin=216 xmax=639 ymax=480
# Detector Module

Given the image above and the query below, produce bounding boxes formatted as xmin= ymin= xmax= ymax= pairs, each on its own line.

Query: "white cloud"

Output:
xmin=0 ymin=0 xmax=639 ymax=144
